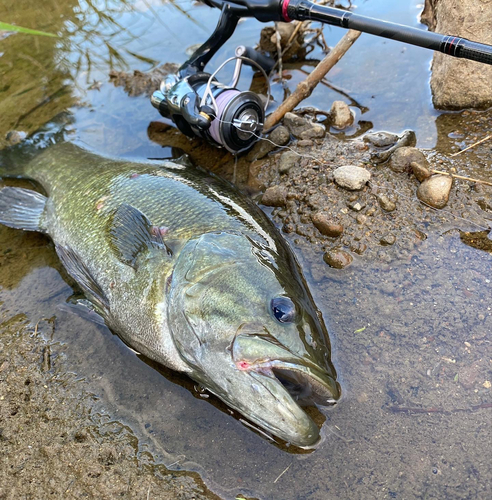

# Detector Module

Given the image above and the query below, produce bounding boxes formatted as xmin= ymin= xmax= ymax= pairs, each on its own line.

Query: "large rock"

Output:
xmin=422 ymin=0 xmax=492 ymax=109
xmin=283 ymin=112 xmax=325 ymax=140
xmin=389 ymin=147 xmax=428 ymax=173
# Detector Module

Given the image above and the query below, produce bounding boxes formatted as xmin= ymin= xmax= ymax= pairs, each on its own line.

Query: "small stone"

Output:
xmin=297 ymin=139 xmax=314 ymax=147
xmin=377 ymin=194 xmax=396 ymax=212
xmin=323 ymin=249 xmax=353 ymax=269
xmin=363 ymin=131 xmax=399 ymax=148
xmin=261 ymin=185 xmax=287 ymax=207
xmin=371 ymin=130 xmax=417 ymax=164
xmin=356 ymin=214 xmax=367 ymax=224
xmin=300 ymin=124 xmax=325 ymax=140
xmin=389 ymin=147 xmax=428 ymax=173
xmin=330 ymin=101 xmax=354 ymax=130
xmin=278 ymin=151 xmax=299 ymax=174
xmin=411 ymin=161 xmax=431 ymax=182
xmin=380 ymin=233 xmax=396 ymax=246
xmin=269 ymin=125 xmax=290 ymax=146
xmin=311 ymin=212 xmax=344 ymax=237
xmin=333 ymin=165 xmax=371 ymax=191
xmin=348 ymin=201 xmax=365 ymax=212
xmin=417 ymin=175 xmax=453 ymax=209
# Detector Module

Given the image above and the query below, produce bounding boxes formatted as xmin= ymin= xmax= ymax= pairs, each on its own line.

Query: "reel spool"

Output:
xmin=151 ymin=51 xmax=271 ymax=154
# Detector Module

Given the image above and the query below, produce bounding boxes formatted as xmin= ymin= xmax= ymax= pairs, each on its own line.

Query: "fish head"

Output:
xmin=167 ymin=231 xmax=340 ymax=446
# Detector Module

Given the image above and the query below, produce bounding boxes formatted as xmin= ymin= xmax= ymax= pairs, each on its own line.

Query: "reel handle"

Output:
xmin=235 ymin=46 xmax=276 ymax=73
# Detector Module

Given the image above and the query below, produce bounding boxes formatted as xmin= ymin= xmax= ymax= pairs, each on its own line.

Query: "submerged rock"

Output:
xmin=417 ymin=174 xmax=453 ymax=208
xmin=377 ymin=194 xmax=397 ymax=212
xmin=330 ymin=101 xmax=354 ymax=130
xmin=311 ymin=212 xmax=344 ymax=237
xmin=323 ymin=249 xmax=353 ymax=269
xmin=333 ymin=165 xmax=371 ymax=191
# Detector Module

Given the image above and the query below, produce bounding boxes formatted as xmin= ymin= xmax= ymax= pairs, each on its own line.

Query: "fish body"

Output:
xmin=0 ymin=142 xmax=340 ymax=446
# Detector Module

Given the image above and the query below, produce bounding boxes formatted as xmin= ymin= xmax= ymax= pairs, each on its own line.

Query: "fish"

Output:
xmin=0 ymin=141 xmax=340 ymax=447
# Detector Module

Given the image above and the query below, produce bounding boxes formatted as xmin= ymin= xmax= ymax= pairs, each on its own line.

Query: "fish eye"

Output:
xmin=270 ymin=297 xmax=296 ymax=323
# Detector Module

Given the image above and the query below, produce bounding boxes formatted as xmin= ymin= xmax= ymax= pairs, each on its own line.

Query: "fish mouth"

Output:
xmin=241 ymin=359 xmax=339 ymax=407
xmin=231 ymin=333 xmax=340 ymax=446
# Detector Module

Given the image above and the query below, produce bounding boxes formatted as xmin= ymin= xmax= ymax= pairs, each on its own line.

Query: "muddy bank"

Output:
xmin=0 ymin=274 xmax=217 ymax=499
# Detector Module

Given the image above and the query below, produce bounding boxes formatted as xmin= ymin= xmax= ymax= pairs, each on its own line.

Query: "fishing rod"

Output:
xmin=151 ymin=0 xmax=492 ymax=152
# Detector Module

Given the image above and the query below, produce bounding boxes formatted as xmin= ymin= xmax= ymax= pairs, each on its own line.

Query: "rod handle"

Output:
xmin=455 ymin=39 xmax=492 ymax=65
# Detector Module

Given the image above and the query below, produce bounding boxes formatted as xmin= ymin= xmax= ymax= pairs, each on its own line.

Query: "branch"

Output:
xmin=264 ymin=29 xmax=362 ymax=130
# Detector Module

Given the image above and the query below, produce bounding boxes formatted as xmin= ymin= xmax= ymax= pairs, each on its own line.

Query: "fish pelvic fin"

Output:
xmin=108 ymin=203 xmax=172 ymax=269
xmin=55 ymin=244 xmax=110 ymax=315
xmin=0 ymin=187 xmax=47 ymax=232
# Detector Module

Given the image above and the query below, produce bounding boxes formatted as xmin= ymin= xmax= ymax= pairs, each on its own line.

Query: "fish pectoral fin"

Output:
xmin=0 ymin=187 xmax=47 ymax=232
xmin=55 ymin=244 xmax=110 ymax=314
xmin=108 ymin=203 xmax=172 ymax=269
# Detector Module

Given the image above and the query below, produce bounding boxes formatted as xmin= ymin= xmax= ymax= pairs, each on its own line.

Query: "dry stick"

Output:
xmin=264 ymin=29 xmax=362 ymax=130
xmin=274 ymin=22 xmax=283 ymax=82
xmin=430 ymin=169 xmax=492 ymax=187
xmin=450 ymin=133 xmax=492 ymax=156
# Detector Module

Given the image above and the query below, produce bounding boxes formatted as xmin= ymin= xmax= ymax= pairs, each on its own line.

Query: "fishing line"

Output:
xmin=215 ymin=115 xmax=491 ymax=232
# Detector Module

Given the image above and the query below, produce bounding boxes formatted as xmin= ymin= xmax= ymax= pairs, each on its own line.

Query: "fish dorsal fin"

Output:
xmin=55 ymin=244 xmax=109 ymax=314
xmin=108 ymin=203 xmax=171 ymax=269
xmin=0 ymin=187 xmax=47 ymax=232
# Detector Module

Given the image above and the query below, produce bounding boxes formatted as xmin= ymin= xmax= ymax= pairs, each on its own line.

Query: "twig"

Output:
xmin=273 ymin=464 xmax=291 ymax=483
xmin=430 ymin=169 xmax=492 ymax=187
xmin=269 ymin=21 xmax=308 ymax=75
xmin=274 ymin=22 xmax=283 ymax=82
xmin=450 ymin=133 xmax=492 ymax=156
xmin=264 ymin=29 xmax=361 ymax=130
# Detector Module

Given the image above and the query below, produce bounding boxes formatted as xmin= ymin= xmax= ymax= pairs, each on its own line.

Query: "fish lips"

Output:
xmin=232 ymin=332 xmax=340 ymax=406
xmin=220 ymin=333 xmax=341 ymax=446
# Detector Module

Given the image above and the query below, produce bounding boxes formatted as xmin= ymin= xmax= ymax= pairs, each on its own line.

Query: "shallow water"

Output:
xmin=1 ymin=0 xmax=491 ymax=499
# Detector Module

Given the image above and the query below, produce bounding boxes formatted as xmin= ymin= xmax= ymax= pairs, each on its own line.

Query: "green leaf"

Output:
xmin=0 ymin=22 xmax=58 ymax=38
xmin=354 ymin=326 xmax=367 ymax=334
xmin=454 ymin=373 xmax=459 ymax=382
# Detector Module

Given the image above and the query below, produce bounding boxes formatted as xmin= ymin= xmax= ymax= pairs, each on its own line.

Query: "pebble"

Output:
xmin=269 ymin=125 xmax=290 ymax=146
xmin=261 ymin=185 xmax=287 ymax=207
xmin=380 ymin=233 xmax=397 ymax=246
xmin=278 ymin=151 xmax=299 ymax=174
xmin=333 ymin=165 xmax=371 ymax=191
xmin=356 ymin=214 xmax=367 ymax=224
xmin=311 ymin=212 xmax=344 ymax=237
xmin=323 ymin=249 xmax=353 ymax=269
xmin=411 ymin=161 xmax=431 ymax=182
xmin=348 ymin=201 xmax=365 ymax=212
xmin=377 ymin=194 xmax=397 ymax=212
xmin=330 ymin=101 xmax=354 ymax=130
xmin=417 ymin=175 xmax=453 ymax=209
xmin=389 ymin=147 xmax=428 ymax=173
xmin=297 ymin=139 xmax=314 ymax=147
xmin=363 ymin=131 xmax=399 ymax=148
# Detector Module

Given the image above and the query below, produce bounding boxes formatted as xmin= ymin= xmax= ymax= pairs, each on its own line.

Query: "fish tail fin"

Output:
xmin=0 ymin=187 xmax=47 ymax=232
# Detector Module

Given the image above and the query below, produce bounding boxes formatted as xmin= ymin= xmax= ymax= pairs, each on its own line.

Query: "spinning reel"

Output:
xmin=151 ymin=0 xmax=492 ymax=153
